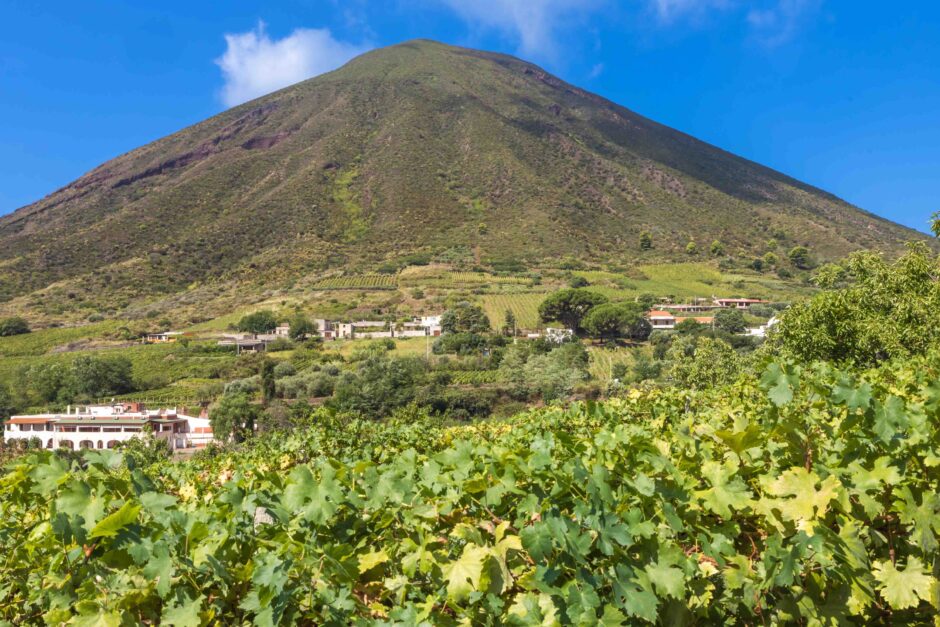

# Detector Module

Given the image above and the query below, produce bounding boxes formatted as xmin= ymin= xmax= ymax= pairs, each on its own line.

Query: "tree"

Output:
xmin=0 ymin=383 xmax=14 ymax=423
xmin=713 ymin=308 xmax=747 ymax=334
xmin=710 ymin=240 xmax=724 ymax=256
xmin=441 ymin=303 xmax=491 ymax=334
xmin=538 ymin=289 xmax=608 ymax=333
xmin=787 ymin=246 xmax=813 ymax=270
xmin=288 ymin=314 xmax=315 ymax=341
xmin=763 ymin=252 xmax=778 ymax=268
xmin=0 ymin=317 xmax=29 ymax=337
xmin=931 ymin=211 xmax=940 ymax=238
xmin=772 ymin=243 xmax=940 ymax=365
xmin=751 ymin=258 xmax=764 ymax=272
xmin=568 ymin=275 xmax=589 ymax=288
xmin=639 ymin=231 xmax=653 ymax=250
xmin=236 ymin=310 xmax=278 ymax=334
xmin=210 ymin=392 xmax=259 ymax=442
xmin=686 ymin=241 xmax=698 ymax=255
xmin=260 ymin=359 xmax=276 ymax=406
xmin=502 ymin=309 xmax=517 ymax=336
xmin=766 ymin=238 xmax=778 ymax=251
xmin=665 ymin=337 xmax=740 ymax=389
xmin=636 ymin=293 xmax=657 ymax=311
xmin=582 ymin=303 xmax=651 ymax=342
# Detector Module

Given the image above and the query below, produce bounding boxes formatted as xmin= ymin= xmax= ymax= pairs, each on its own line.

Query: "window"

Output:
xmin=123 ymin=427 xmax=141 ymax=432
xmin=103 ymin=427 xmax=121 ymax=433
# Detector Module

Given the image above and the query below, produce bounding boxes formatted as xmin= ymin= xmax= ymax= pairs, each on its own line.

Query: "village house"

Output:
xmin=648 ymin=310 xmax=677 ymax=330
xmin=714 ymin=298 xmax=768 ymax=309
xmin=145 ymin=331 xmax=183 ymax=343
xmin=3 ymin=402 xmax=213 ymax=451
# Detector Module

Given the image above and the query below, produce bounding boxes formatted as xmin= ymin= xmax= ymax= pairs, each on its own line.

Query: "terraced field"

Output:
xmin=587 ymin=345 xmax=641 ymax=381
xmin=480 ymin=292 xmax=548 ymax=329
xmin=310 ymin=275 xmax=397 ymax=290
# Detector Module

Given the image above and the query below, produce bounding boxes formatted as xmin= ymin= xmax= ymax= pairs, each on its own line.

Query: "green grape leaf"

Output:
xmin=162 ymin=595 xmax=203 ymax=627
xmin=873 ymin=557 xmax=935 ymax=610
xmin=443 ymin=544 xmax=488 ymax=603
xmin=89 ymin=501 xmax=141 ymax=539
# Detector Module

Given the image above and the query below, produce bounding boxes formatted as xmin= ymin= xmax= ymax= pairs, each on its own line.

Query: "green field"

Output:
xmin=310 ymin=275 xmax=397 ymax=290
xmin=480 ymin=292 xmax=548 ymax=329
xmin=587 ymin=345 xmax=643 ymax=381
xmin=576 ymin=263 xmax=810 ymax=303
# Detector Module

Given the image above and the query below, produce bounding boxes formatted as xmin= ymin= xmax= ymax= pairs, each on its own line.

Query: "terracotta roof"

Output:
xmin=648 ymin=310 xmax=675 ymax=318
xmin=7 ymin=418 xmax=54 ymax=425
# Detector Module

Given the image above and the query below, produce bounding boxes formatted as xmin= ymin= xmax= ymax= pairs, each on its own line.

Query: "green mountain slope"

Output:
xmin=0 ymin=39 xmax=927 ymax=308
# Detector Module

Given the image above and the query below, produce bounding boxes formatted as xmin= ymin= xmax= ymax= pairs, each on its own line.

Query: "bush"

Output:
xmin=0 ymin=317 xmax=29 ymax=337
xmin=272 ymin=361 xmax=297 ymax=378
xmin=432 ymin=332 xmax=487 ymax=356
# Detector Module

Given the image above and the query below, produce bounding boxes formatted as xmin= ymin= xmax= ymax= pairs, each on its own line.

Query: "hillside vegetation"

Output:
xmin=0 ymin=40 xmax=929 ymax=322
xmin=1 ymin=245 xmax=939 ymax=623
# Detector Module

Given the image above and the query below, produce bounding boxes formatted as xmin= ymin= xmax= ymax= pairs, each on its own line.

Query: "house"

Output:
xmin=274 ymin=324 xmax=291 ymax=338
xmin=662 ymin=303 xmax=719 ymax=313
xmin=2 ymin=403 xmax=213 ymax=451
xmin=648 ymin=310 xmax=676 ymax=330
xmin=715 ymin=298 xmax=767 ymax=309
xmin=313 ymin=319 xmax=336 ymax=340
xmin=217 ymin=336 xmax=273 ymax=352
xmin=145 ymin=331 xmax=182 ymax=343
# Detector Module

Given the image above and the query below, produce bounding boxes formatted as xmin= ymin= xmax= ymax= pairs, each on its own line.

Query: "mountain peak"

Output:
xmin=0 ymin=40 xmax=927 ymax=312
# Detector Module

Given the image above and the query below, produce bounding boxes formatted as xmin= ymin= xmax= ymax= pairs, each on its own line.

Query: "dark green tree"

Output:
xmin=787 ymin=246 xmax=813 ymax=270
xmin=288 ymin=314 xmax=315 ymax=341
xmin=236 ymin=310 xmax=278 ymax=334
xmin=210 ymin=392 xmax=259 ymax=443
xmin=639 ymin=231 xmax=653 ymax=250
xmin=713 ymin=308 xmax=747 ymax=334
xmin=441 ymin=303 xmax=491 ymax=334
xmin=582 ymin=303 xmax=651 ymax=342
xmin=710 ymin=240 xmax=724 ymax=256
xmin=502 ymin=309 xmax=517 ymax=336
xmin=538 ymin=289 xmax=608 ymax=333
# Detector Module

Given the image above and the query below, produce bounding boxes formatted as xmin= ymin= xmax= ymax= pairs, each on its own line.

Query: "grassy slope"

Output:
xmin=0 ymin=40 xmax=928 ymax=326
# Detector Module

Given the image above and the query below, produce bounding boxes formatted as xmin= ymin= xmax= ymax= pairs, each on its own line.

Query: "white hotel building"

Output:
xmin=3 ymin=402 xmax=213 ymax=451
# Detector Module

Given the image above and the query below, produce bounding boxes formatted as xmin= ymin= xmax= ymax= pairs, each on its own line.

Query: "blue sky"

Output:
xmin=1 ymin=1 xmax=938 ymax=233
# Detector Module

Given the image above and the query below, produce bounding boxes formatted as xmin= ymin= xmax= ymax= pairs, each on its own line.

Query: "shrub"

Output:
xmin=0 ymin=317 xmax=29 ymax=337
xmin=273 ymin=361 xmax=297 ymax=378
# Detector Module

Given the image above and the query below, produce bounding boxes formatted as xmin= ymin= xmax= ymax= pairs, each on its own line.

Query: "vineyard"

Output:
xmin=310 ymin=275 xmax=398 ymax=290
xmin=2 ymin=352 xmax=938 ymax=623
xmin=480 ymin=292 xmax=547 ymax=329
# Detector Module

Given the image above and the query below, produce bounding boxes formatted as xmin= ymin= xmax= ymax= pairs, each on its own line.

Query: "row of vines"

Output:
xmin=1 ymin=351 xmax=938 ymax=624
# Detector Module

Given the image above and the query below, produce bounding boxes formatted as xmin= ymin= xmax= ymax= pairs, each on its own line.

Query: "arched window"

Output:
xmin=79 ymin=440 xmax=94 ymax=449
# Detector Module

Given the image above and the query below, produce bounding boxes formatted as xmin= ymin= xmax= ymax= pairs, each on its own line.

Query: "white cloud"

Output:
xmin=588 ymin=62 xmax=604 ymax=78
xmin=747 ymin=0 xmax=820 ymax=46
xmin=215 ymin=22 xmax=369 ymax=107
xmin=437 ymin=0 xmax=602 ymax=61
xmin=646 ymin=0 xmax=819 ymax=44
xmin=650 ymin=0 xmax=732 ymax=23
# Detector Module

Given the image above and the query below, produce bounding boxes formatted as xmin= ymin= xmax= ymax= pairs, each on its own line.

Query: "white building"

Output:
xmin=648 ymin=310 xmax=677 ymax=330
xmin=3 ymin=403 xmax=213 ymax=451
